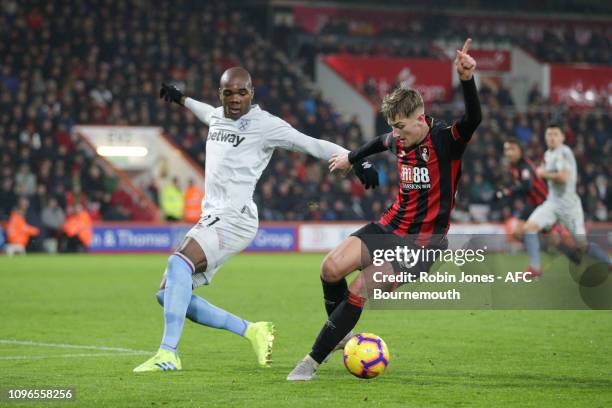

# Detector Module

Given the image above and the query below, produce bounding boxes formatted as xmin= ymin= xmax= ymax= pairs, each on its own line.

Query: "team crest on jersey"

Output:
xmin=420 ymin=146 xmax=430 ymax=162
xmin=238 ymin=118 xmax=250 ymax=131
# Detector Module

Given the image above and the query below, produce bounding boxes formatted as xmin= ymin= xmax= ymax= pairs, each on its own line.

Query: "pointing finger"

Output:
xmin=461 ymin=38 xmax=472 ymax=54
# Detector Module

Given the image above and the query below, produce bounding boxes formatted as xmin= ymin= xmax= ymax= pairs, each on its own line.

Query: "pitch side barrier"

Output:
xmin=88 ymin=222 xmax=611 ymax=254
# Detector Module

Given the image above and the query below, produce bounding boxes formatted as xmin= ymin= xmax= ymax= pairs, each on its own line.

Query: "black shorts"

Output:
xmin=350 ymin=222 xmax=399 ymax=254
xmin=350 ymin=222 xmax=445 ymax=283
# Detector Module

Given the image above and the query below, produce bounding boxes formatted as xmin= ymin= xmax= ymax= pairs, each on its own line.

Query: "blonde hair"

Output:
xmin=381 ymin=88 xmax=424 ymax=121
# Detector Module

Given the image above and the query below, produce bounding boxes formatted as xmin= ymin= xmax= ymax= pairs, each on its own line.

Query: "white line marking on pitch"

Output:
xmin=0 ymin=352 xmax=149 ymax=361
xmin=0 ymin=339 xmax=150 ymax=354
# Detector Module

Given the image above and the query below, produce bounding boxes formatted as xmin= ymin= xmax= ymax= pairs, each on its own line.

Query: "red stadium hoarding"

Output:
xmin=550 ymin=64 xmax=612 ymax=108
xmin=293 ymin=5 xmax=411 ymax=33
xmin=294 ymin=5 xmax=611 ymax=34
xmin=469 ymin=50 xmax=511 ymax=72
xmin=323 ymin=54 xmax=453 ymax=104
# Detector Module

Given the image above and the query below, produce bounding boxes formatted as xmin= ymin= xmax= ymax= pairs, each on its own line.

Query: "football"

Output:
xmin=343 ymin=333 xmax=390 ymax=379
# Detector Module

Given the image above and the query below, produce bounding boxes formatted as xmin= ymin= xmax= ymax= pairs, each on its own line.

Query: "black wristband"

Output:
xmin=348 ymin=151 xmax=357 ymax=165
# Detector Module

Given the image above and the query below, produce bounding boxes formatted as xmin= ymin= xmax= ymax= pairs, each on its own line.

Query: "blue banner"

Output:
xmin=245 ymin=226 xmax=297 ymax=252
xmin=91 ymin=226 xmax=177 ymax=252
xmin=90 ymin=224 xmax=296 ymax=253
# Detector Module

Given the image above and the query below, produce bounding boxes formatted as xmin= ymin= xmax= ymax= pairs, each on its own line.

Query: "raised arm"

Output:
xmin=452 ymin=78 xmax=482 ymax=143
xmin=451 ymin=39 xmax=482 ymax=144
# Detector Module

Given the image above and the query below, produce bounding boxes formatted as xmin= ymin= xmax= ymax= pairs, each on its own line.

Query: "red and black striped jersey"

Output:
xmin=348 ymin=78 xmax=481 ymax=241
xmin=378 ymin=117 xmax=472 ymax=238
xmin=508 ymin=157 xmax=548 ymax=206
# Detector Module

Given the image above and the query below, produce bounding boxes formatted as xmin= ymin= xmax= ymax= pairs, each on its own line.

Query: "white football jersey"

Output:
xmin=543 ymin=144 xmax=580 ymax=208
xmin=184 ymin=98 xmax=348 ymax=218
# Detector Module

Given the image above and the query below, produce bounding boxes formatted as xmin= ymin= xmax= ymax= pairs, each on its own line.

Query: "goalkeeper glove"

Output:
xmin=160 ymin=82 xmax=184 ymax=105
xmin=354 ymin=160 xmax=379 ymax=190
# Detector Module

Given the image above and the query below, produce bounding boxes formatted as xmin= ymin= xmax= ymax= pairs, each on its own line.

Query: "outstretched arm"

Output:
xmin=328 ymin=132 xmax=393 ymax=173
xmin=265 ymin=116 xmax=348 ymax=159
xmin=160 ymin=83 xmax=215 ymax=125
xmin=265 ymin=116 xmax=380 ymax=189
xmin=348 ymin=133 xmax=392 ymax=164
xmin=184 ymin=98 xmax=215 ymax=126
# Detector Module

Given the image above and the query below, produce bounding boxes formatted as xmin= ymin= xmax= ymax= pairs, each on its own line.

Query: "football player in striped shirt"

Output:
xmin=288 ymin=39 xmax=482 ymax=381
xmin=497 ymin=138 xmax=581 ymax=265
xmin=498 ymin=137 xmax=549 ymax=233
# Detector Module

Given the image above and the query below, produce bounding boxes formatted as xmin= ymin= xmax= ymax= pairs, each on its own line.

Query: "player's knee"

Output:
xmin=321 ymin=255 xmax=344 ymax=282
xmin=176 ymin=238 xmax=207 ymax=272
xmin=167 ymin=254 xmax=194 ymax=278
xmin=523 ymin=222 xmax=539 ymax=233
xmin=156 ymin=289 xmax=165 ymax=306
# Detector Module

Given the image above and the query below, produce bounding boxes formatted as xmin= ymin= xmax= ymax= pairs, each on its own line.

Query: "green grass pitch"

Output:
xmin=1 ymin=254 xmax=611 ymax=407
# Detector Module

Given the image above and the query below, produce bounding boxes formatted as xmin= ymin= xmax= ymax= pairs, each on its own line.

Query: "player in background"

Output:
xmin=134 ymin=67 xmax=379 ymax=372
xmin=288 ymin=39 xmax=481 ymax=381
xmin=497 ymin=137 xmax=548 ymax=239
xmin=522 ymin=124 xmax=610 ymax=277
xmin=498 ymin=138 xmax=580 ymax=264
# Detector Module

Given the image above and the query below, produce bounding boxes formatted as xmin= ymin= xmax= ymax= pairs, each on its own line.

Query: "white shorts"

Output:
xmin=183 ymin=209 xmax=258 ymax=288
xmin=527 ymin=200 xmax=586 ymax=238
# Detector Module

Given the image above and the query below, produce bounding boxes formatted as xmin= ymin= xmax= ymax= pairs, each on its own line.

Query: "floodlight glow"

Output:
xmin=96 ymin=146 xmax=149 ymax=157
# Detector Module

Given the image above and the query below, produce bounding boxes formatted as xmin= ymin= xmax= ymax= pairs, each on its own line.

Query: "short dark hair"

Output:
xmin=546 ymin=122 xmax=563 ymax=132
xmin=504 ymin=137 xmax=523 ymax=157
xmin=381 ymin=87 xmax=424 ymax=122
xmin=504 ymin=137 xmax=522 ymax=149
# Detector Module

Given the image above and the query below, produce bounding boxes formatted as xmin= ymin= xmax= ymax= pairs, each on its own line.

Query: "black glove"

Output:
xmin=354 ymin=160 xmax=379 ymax=190
xmin=160 ymin=82 xmax=184 ymax=105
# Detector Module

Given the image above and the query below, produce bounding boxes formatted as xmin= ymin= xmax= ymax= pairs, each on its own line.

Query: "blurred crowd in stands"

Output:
xmin=440 ymin=84 xmax=611 ymax=224
xmin=282 ymin=13 xmax=611 ymax=69
xmin=1 ymin=1 xmax=610 ymax=253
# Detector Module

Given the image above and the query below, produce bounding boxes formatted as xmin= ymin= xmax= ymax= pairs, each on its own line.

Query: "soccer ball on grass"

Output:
xmin=343 ymin=333 xmax=390 ymax=379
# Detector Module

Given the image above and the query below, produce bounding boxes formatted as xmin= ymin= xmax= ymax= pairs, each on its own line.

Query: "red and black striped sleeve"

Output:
xmin=503 ymin=158 xmax=548 ymax=205
xmin=449 ymin=78 xmax=482 ymax=146
xmin=348 ymin=132 xmax=395 ymax=164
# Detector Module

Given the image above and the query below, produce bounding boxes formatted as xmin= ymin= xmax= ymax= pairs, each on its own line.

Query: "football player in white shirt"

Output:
xmin=522 ymin=124 xmax=610 ymax=278
xmin=134 ymin=67 xmax=379 ymax=372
